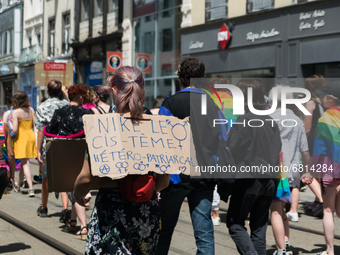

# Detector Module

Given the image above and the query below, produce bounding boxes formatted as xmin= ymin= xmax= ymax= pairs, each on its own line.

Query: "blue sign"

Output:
xmin=85 ymin=61 xmax=103 ymax=86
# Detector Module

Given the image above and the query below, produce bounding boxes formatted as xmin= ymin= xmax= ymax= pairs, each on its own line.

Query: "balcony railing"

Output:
xmin=19 ymin=44 xmax=43 ymax=66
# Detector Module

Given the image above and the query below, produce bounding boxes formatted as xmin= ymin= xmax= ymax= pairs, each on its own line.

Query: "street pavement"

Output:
xmin=1 ymin=159 xmax=340 ymax=254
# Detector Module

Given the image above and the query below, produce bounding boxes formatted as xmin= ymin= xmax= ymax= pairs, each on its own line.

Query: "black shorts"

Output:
xmin=0 ymin=168 xmax=8 ymax=200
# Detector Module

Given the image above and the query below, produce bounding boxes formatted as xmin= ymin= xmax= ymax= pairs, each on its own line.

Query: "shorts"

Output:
xmin=41 ymin=158 xmax=47 ymax=178
xmin=322 ymin=175 xmax=340 ymax=188
xmin=288 ymin=176 xmax=300 ymax=189
xmin=0 ymin=168 xmax=8 ymax=200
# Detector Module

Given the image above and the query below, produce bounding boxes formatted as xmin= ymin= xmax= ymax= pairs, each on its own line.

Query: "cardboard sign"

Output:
xmin=107 ymin=52 xmax=123 ymax=72
xmin=34 ymin=62 xmax=73 ymax=87
xmin=135 ymin=53 xmax=150 ymax=73
xmin=83 ymin=113 xmax=196 ymax=179
xmin=46 ymin=138 xmax=88 ymax=192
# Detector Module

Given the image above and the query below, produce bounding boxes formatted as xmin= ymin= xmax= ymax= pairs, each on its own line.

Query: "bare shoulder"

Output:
xmin=305 ymin=100 xmax=316 ymax=111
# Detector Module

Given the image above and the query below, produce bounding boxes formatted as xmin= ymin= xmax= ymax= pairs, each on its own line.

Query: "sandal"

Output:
xmin=76 ymin=226 xmax=88 ymax=241
xmin=67 ymin=219 xmax=77 ymax=232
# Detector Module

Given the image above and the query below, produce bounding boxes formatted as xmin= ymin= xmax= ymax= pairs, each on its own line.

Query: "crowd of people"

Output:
xmin=0 ymin=58 xmax=339 ymax=255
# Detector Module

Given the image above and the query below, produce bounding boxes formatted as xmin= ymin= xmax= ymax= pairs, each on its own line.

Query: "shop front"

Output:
xmin=181 ymin=0 xmax=340 ymax=90
xmin=0 ymin=63 xmax=20 ymax=106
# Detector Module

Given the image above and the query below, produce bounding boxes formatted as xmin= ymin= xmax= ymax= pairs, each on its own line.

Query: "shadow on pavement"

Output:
xmin=0 ymin=243 xmax=31 ymax=253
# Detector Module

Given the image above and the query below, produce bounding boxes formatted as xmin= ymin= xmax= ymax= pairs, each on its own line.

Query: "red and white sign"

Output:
xmin=217 ymin=23 xmax=231 ymax=50
xmin=44 ymin=62 xmax=66 ymax=71
xmin=107 ymin=52 xmax=123 ymax=72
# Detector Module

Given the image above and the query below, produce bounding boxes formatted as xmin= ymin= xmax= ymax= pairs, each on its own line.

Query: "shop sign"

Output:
xmin=136 ymin=54 xmax=150 ymax=74
xmin=0 ymin=65 xmax=10 ymax=75
xmin=107 ymin=52 xmax=122 ymax=72
xmin=189 ymin=41 xmax=204 ymax=50
xmin=246 ymin=28 xmax=280 ymax=42
xmin=217 ymin=23 xmax=231 ymax=50
xmin=35 ymin=62 xmax=73 ymax=87
xmin=299 ymin=10 xmax=326 ymax=31
xmin=44 ymin=62 xmax=66 ymax=71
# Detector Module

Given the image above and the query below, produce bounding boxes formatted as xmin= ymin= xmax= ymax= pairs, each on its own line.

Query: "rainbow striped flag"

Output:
xmin=312 ymin=107 xmax=340 ymax=178
xmin=212 ymin=90 xmax=240 ymax=131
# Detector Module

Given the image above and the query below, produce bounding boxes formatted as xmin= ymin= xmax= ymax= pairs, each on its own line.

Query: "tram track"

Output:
xmin=0 ymin=210 xmax=83 ymax=255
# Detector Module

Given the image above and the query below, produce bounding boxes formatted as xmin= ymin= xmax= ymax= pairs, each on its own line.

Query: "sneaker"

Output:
xmin=37 ymin=206 xmax=48 ymax=217
xmin=28 ymin=189 xmax=35 ymax=197
xmin=313 ymin=203 xmax=324 ymax=217
xmin=273 ymin=249 xmax=286 ymax=255
xmin=212 ymin=217 xmax=221 ymax=226
xmin=285 ymin=243 xmax=293 ymax=255
xmin=286 ymin=212 xmax=299 ymax=222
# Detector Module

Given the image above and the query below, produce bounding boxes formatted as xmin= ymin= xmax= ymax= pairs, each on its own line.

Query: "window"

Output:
xmin=95 ymin=0 xmax=103 ymax=16
xmin=3 ymin=31 xmax=7 ymax=55
xmin=205 ymin=0 xmax=228 ymax=22
xmin=28 ymin=36 xmax=32 ymax=47
xmin=108 ymin=0 xmax=118 ymax=12
xmin=144 ymin=32 xmax=153 ymax=54
xmin=246 ymin=0 xmax=274 ymax=14
xmin=63 ymin=14 xmax=70 ymax=54
xmin=37 ymin=34 xmax=41 ymax=45
xmin=49 ymin=19 xmax=55 ymax=56
xmin=162 ymin=29 xmax=172 ymax=51
xmin=163 ymin=0 xmax=171 ymax=17
xmin=9 ymin=30 xmax=12 ymax=53
xmin=0 ymin=34 xmax=2 ymax=55
xmin=81 ymin=0 xmax=89 ymax=21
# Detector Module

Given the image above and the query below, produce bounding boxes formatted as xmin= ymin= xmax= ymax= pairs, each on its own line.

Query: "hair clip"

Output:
xmin=129 ymin=80 xmax=135 ymax=83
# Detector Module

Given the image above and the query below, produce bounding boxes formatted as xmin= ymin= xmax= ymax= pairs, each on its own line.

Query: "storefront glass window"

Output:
xmin=133 ymin=15 xmax=156 ymax=79
xmin=144 ymin=80 xmax=155 ymax=110
xmin=205 ymin=0 xmax=228 ymax=22
xmin=156 ymin=8 xmax=181 ymax=77
xmin=157 ymin=79 xmax=173 ymax=98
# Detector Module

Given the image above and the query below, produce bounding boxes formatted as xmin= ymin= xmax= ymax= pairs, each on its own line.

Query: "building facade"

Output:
xmin=40 ymin=0 xmax=75 ymax=99
xmin=181 ymin=0 xmax=339 ymax=91
xmin=71 ymin=0 xmax=123 ymax=87
xmin=0 ymin=0 xmax=23 ymax=106
xmin=19 ymin=0 xmax=43 ymax=110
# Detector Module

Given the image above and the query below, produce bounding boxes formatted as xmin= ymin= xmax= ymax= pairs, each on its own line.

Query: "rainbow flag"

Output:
xmin=212 ymin=90 xmax=240 ymax=131
xmin=312 ymin=107 xmax=340 ymax=178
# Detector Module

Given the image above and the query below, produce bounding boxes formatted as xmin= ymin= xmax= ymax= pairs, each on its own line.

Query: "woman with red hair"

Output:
xmin=44 ymin=84 xmax=94 ymax=239
xmin=44 ymin=85 xmax=93 ymax=138
xmin=74 ymin=66 xmax=170 ymax=255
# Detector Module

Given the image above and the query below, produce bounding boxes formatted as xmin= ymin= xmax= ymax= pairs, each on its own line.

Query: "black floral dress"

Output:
xmin=85 ymin=188 xmax=161 ymax=255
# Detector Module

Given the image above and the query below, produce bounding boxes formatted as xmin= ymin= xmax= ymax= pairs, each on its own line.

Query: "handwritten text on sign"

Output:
xmin=83 ymin=113 xmax=196 ymax=179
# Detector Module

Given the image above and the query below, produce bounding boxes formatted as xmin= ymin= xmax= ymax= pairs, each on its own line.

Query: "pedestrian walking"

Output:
xmin=312 ymin=82 xmax=340 ymax=255
xmin=35 ymin=80 xmax=69 ymax=217
xmin=156 ymin=58 xmax=228 ymax=255
xmin=74 ymin=66 xmax=170 ymax=255
xmin=0 ymin=120 xmax=16 ymax=199
xmin=44 ymin=84 xmax=93 ymax=239
xmin=268 ymin=85 xmax=310 ymax=255
xmin=9 ymin=91 xmax=37 ymax=197
xmin=226 ymin=79 xmax=281 ymax=255
xmin=302 ymin=74 xmax=327 ymax=217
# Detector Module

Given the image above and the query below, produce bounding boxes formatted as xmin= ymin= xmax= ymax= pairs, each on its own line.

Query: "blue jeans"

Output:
xmin=156 ymin=184 xmax=214 ymax=255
